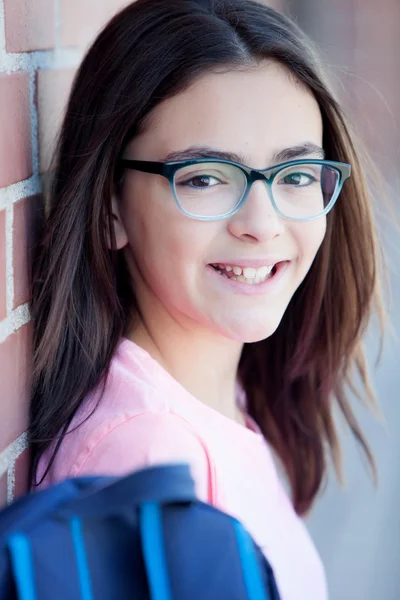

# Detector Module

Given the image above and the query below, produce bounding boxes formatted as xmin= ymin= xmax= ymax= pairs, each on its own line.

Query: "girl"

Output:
xmin=29 ymin=1 xmax=383 ymax=598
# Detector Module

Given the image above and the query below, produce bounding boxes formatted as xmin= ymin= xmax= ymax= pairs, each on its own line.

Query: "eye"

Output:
xmin=278 ymin=172 xmax=317 ymax=187
xmin=178 ymin=173 xmax=222 ymax=189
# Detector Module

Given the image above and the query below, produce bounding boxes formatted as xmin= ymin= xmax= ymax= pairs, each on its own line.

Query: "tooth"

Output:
xmin=243 ymin=267 xmax=256 ymax=278
xmin=258 ymin=266 xmax=272 ymax=277
xmin=236 ymin=275 xmax=247 ymax=282
xmin=225 ymin=265 xmax=233 ymax=272
xmin=232 ymin=266 xmax=242 ymax=275
xmin=218 ymin=264 xmax=224 ymax=269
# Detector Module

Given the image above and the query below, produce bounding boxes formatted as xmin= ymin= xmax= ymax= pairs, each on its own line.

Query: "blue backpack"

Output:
xmin=0 ymin=464 xmax=281 ymax=600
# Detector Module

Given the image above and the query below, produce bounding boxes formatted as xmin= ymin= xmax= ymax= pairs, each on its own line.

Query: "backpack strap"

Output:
xmin=0 ymin=478 xmax=100 ymax=539
xmin=140 ymin=502 xmax=173 ymax=600
xmin=60 ymin=464 xmax=196 ymax=519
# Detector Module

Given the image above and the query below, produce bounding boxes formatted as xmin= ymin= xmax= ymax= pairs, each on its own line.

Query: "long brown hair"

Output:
xmin=29 ymin=0 xmax=384 ymax=514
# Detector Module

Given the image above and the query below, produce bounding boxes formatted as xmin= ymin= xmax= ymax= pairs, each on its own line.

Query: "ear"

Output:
xmin=108 ymin=195 xmax=129 ymax=250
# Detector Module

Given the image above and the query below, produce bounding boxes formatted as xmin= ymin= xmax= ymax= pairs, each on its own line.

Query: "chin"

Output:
xmin=222 ymin=318 xmax=284 ymax=344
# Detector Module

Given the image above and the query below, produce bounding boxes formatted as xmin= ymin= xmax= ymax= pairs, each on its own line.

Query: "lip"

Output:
xmin=209 ymin=258 xmax=288 ymax=268
xmin=206 ymin=260 xmax=291 ymax=295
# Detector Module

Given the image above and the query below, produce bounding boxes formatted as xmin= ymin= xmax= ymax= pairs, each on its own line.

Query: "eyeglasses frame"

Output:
xmin=119 ymin=157 xmax=351 ymax=222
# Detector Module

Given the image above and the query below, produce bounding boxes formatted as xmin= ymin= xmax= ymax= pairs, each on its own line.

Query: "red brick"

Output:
xmin=13 ymin=195 xmax=43 ymax=309
xmin=13 ymin=448 xmax=30 ymax=500
xmin=37 ymin=69 xmax=75 ymax=173
xmin=4 ymin=0 xmax=55 ymax=53
xmin=0 ymin=472 xmax=7 ymax=508
xmin=60 ymin=0 xmax=129 ymax=48
xmin=0 ymin=73 xmax=32 ymax=188
xmin=0 ymin=324 xmax=32 ymax=450
xmin=37 ymin=69 xmax=76 ymax=172
xmin=0 ymin=210 xmax=6 ymax=320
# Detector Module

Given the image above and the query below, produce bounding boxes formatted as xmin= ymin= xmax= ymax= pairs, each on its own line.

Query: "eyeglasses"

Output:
xmin=119 ymin=157 xmax=351 ymax=221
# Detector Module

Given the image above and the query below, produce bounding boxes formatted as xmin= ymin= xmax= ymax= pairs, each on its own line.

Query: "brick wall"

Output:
xmin=0 ymin=0 xmax=129 ymax=508
xmin=0 ymin=0 xmax=285 ymax=508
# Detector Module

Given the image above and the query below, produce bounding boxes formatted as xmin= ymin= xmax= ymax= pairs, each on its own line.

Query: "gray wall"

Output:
xmin=283 ymin=1 xmax=400 ymax=598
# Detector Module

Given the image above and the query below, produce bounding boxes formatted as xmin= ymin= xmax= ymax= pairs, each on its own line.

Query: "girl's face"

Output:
xmin=115 ymin=61 xmax=326 ymax=343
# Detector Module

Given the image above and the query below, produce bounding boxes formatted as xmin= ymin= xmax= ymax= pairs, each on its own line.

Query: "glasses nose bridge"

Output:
xmin=247 ymin=168 xmax=272 ymax=192
xmin=240 ymin=168 xmax=277 ymax=219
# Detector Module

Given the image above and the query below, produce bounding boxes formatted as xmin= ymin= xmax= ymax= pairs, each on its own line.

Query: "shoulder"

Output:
xmin=38 ymin=340 xmax=215 ymax=501
xmin=72 ymin=411 xmax=209 ymax=472
xmin=41 ymin=394 xmax=214 ymax=502
xmin=71 ymin=412 xmax=213 ymax=502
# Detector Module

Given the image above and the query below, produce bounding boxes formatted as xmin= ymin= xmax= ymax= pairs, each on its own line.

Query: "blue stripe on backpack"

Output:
xmin=7 ymin=533 xmax=36 ymax=600
xmin=70 ymin=517 xmax=94 ymax=600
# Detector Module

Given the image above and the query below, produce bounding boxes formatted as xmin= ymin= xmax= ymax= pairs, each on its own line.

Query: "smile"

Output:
xmin=210 ymin=263 xmax=278 ymax=285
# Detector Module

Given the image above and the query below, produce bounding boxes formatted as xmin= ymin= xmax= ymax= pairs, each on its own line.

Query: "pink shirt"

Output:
xmin=38 ymin=337 xmax=328 ymax=600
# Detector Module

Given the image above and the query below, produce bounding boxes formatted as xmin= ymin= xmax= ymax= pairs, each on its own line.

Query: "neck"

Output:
xmin=126 ymin=310 xmax=244 ymax=425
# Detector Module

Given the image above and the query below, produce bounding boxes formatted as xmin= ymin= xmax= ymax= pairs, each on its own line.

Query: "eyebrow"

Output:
xmin=162 ymin=142 xmax=325 ymax=165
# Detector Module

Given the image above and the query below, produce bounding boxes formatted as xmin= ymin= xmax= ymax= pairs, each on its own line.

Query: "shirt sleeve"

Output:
xmin=68 ymin=412 xmax=213 ymax=503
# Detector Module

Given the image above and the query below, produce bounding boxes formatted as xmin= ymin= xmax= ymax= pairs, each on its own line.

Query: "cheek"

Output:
xmin=122 ymin=187 xmax=217 ymax=285
xmin=292 ymin=217 xmax=326 ymax=288
xmin=142 ymin=219 xmax=214 ymax=273
xmin=298 ymin=217 xmax=326 ymax=260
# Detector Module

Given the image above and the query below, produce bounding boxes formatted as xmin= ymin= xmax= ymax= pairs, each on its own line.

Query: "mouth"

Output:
xmin=209 ymin=262 xmax=283 ymax=285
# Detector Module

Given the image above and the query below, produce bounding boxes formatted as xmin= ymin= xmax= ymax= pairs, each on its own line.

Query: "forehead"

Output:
xmin=128 ymin=61 xmax=323 ymax=166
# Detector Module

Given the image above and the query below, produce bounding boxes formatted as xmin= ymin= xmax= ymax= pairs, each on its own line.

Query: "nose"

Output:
xmin=227 ymin=180 xmax=284 ymax=243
